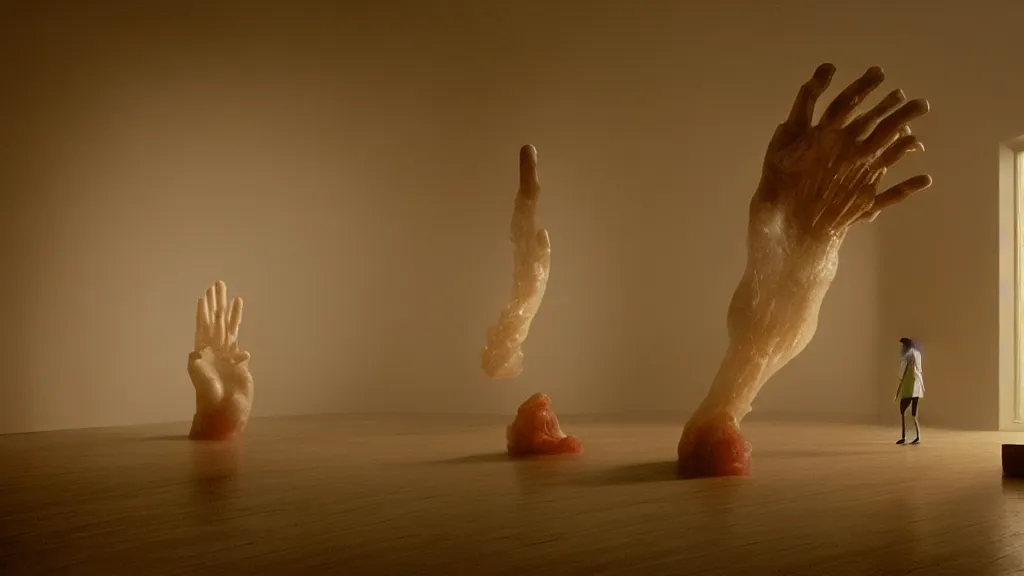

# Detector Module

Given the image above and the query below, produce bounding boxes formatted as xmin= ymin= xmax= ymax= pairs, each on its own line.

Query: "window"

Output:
xmin=1017 ymin=150 xmax=1024 ymax=422
xmin=999 ymin=140 xmax=1024 ymax=430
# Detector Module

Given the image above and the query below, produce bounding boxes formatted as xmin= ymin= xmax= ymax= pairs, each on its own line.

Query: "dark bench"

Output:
xmin=1002 ymin=444 xmax=1024 ymax=477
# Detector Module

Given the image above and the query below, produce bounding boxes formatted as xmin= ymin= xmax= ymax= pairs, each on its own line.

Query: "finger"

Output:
xmin=862 ymin=99 xmax=930 ymax=154
xmin=818 ymin=66 xmax=885 ymax=128
xmin=232 ymin=350 xmax=251 ymax=365
xmin=216 ymin=280 xmax=228 ymax=315
xmin=845 ymin=88 xmax=905 ymax=139
xmin=875 ymin=125 xmax=913 ymax=155
xmin=214 ymin=280 xmax=228 ymax=347
xmin=861 ymin=175 xmax=933 ymax=220
xmin=519 ymin=144 xmax=540 ymax=199
xmin=828 ymin=170 xmax=884 ymax=231
xmin=534 ymin=229 xmax=552 ymax=272
xmin=202 ymin=295 xmax=212 ymax=327
xmin=785 ymin=63 xmax=835 ymax=131
xmin=873 ymin=135 xmax=925 ymax=170
xmin=204 ymin=285 xmax=217 ymax=340
xmin=194 ymin=298 xmax=208 ymax=351
xmin=227 ymin=297 xmax=243 ymax=346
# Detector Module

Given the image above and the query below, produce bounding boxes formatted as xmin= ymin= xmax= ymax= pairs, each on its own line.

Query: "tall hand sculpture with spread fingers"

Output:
xmin=188 ymin=280 xmax=253 ymax=441
xmin=677 ymin=64 xmax=933 ymax=478
xmin=481 ymin=145 xmax=552 ymax=380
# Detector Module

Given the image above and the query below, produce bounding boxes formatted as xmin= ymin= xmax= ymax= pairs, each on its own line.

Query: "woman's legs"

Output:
xmin=898 ymin=398 xmax=912 ymax=444
xmin=910 ymin=397 xmax=921 ymax=444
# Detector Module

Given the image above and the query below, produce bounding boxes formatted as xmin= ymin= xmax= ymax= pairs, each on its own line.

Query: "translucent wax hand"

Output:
xmin=678 ymin=64 xmax=933 ymax=477
xmin=187 ymin=280 xmax=254 ymax=441
xmin=506 ymin=393 xmax=583 ymax=457
xmin=481 ymin=145 xmax=552 ymax=379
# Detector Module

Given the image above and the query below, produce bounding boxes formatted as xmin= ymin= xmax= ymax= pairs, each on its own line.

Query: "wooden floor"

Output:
xmin=2 ymin=414 xmax=1023 ymax=575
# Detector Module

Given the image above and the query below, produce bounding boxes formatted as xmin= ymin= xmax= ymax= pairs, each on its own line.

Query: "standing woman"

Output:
xmin=894 ymin=337 xmax=925 ymax=444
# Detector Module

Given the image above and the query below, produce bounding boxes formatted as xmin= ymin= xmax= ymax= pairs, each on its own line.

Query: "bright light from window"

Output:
xmin=1016 ymin=150 xmax=1024 ymax=421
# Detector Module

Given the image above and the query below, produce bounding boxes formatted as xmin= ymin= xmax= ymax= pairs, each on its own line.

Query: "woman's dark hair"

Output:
xmin=899 ymin=337 xmax=916 ymax=349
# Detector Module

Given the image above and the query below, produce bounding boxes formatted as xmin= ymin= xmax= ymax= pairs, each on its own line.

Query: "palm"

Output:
xmin=188 ymin=280 xmax=253 ymax=441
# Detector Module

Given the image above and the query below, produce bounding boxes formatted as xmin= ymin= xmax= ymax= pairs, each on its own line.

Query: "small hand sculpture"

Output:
xmin=678 ymin=64 xmax=932 ymax=477
xmin=188 ymin=280 xmax=253 ymax=441
xmin=481 ymin=145 xmax=552 ymax=379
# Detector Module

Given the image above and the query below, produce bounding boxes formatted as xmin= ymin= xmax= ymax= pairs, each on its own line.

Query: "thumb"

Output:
xmin=187 ymin=350 xmax=203 ymax=369
xmin=535 ymin=228 xmax=550 ymax=252
xmin=187 ymin=351 xmax=220 ymax=384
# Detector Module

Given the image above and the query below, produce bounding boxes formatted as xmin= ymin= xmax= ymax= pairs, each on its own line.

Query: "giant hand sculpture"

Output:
xmin=188 ymin=280 xmax=254 ymax=441
xmin=677 ymin=64 xmax=932 ymax=477
xmin=481 ymin=145 xmax=552 ymax=379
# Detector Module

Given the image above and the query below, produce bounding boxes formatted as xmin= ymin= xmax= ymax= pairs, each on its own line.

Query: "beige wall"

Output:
xmin=0 ymin=0 xmax=1013 ymax=434
xmin=872 ymin=4 xmax=1024 ymax=430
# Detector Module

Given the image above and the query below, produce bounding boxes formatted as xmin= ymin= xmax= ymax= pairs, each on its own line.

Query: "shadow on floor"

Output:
xmin=144 ymin=434 xmax=190 ymax=441
xmin=1001 ymin=477 xmax=1024 ymax=495
xmin=756 ymin=449 xmax=880 ymax=459
xmin=433 ymin=452 xmax=511 ymax=464
xmin=430 ymin=452 xmax=590 ymax=467
xmin=574 ymin=461 xmax=681 ymax=486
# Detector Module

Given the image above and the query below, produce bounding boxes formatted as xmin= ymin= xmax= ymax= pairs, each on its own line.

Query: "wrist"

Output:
xmin=694 ymin=342 xmax=772 ymax=421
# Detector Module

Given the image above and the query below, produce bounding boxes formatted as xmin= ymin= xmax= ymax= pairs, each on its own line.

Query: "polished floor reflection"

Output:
xmin=1 ymin=415 xmax=1023 ymax=574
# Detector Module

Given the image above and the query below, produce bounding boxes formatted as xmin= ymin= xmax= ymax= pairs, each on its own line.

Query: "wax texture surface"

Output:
xmin=188 ymin=280 xmax=254 ymax=441
xmin=507 ymin=393 xmax=583 ymax=457
xmin=481 ymin=145 xmax=552 ymax=380
xmin=678 ymin=64 xmax=932 ymax=477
